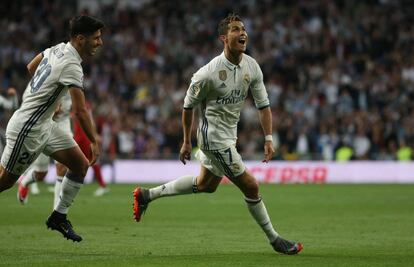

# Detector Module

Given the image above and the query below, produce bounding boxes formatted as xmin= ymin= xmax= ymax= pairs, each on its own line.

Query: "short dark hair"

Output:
xmin=218 ymin=13 xmax=242 ymax=35
xmin=69 ymin=15 xmax=105 ymax=38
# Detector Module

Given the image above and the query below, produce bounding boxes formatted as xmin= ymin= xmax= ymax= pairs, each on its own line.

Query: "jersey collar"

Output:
xmin=66 ymin=42 xmax=83 ymax=63
xmin=221 ymin=52 xmax=244 ymax=71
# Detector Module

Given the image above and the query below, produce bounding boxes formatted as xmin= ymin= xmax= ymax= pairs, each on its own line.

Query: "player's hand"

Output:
xmin=89 ymin=141 xmax=100 ymax=166
xmin=7 ymin=87 xmax=17 ymax=96
xmin=179 ymin=142 xmax=192 ymax=165
xmin=263 ymin=141 xmax=274 ymax=163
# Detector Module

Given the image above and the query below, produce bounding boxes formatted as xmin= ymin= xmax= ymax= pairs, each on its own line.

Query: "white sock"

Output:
xmin=149 ymin=175 xmax=197 ymax=201
xmin=21 ymin=169 xmax=36 ymax=187
xmin=53 ymin=176 xmax=63 ymax=209
xmin=245 ymin=197 xmax=279 ymax=243
xmin=55 ymin=177 xmax=82 ymax=214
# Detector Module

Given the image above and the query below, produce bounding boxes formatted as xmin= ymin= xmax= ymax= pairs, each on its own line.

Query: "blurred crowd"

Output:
xmin=1 ymin=0 xmax=414 ymax=161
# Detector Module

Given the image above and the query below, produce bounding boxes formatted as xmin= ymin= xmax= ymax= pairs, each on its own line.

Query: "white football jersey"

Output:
xmin=184 ymin=52 xmax=270 ymax=150
xmin=7 ymin=42 xmax=82 ymax=137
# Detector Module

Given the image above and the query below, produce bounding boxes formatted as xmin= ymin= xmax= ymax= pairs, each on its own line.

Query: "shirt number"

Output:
xmin=30 ymin=58 xmax=52 ymax=93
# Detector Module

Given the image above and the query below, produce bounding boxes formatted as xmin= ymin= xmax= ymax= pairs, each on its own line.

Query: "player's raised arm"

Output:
xmin=69 ymin=87 xmax=100 ymax=165
xmin=27 ymin=53 xmax=44 ymax=77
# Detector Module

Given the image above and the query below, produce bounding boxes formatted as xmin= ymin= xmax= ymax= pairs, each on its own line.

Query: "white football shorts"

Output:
xmin=195 ymin=145 xmax=246 ymax=179
xmin=1 ymin=121 xmax=76 ymax=175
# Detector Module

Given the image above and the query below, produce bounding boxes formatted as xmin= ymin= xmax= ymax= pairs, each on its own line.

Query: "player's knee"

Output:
xmin=0 ymin=177 xmax=16 ymax=192
xmin=70 ymin=160 xmax=88 ymax=178
xmin=244 ymin=179 xmax=259 ymax=198
xmin=0 ymin=181 xmax=14 ymax=192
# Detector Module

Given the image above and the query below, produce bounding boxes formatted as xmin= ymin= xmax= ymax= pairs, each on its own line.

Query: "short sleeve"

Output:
xmin=183 ymin=67 xmax=210 ymax=109
xmin=59 ymin=63 xmax=83 ymax=89
xmin=250 ymin=62 xmax=270 ymax=109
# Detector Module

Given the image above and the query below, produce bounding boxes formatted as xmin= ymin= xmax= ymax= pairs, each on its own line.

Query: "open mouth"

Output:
xmin=238 ymin=37 xmax=246 ymax=45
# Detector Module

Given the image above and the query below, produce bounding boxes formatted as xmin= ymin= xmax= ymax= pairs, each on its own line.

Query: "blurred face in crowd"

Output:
xmin=221 ymin=20 xmax=248 ymax=55
xmin=74 ymin=29 xmax=103 ymax=58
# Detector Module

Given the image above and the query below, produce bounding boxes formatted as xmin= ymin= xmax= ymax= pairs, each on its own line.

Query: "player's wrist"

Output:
xmin=265 ymin=134 xmax=273 ymax=142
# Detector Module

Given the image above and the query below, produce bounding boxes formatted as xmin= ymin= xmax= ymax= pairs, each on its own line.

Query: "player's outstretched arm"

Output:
xmin=179 ymin=108 xmax=194 ymax=164
xmin=258 ymin=106 xmax=274 ymax=163
xmin=69 ymin=87 xmax=100 ymax=165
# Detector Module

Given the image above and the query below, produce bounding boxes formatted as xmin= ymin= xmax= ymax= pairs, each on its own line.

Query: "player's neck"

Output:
xmin=70 ymin=41 xmax=86 ymax=60
xmin=224 ymin=49 xmax=242 ymax=65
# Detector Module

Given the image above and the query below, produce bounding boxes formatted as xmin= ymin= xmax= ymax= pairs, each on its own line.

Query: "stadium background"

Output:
xmin=2 ymin=0 xmax=414 ymax=163
xmin=0 ymin=1 xmax=414 ymax=267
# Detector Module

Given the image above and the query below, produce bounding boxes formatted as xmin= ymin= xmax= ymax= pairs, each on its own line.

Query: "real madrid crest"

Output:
xmin=219 ymin=70 xmax=227 ymax=81
xmin=243 ymin=73 xmax=250 ymax=85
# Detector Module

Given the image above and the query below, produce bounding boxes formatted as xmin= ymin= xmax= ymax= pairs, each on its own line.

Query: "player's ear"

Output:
xmin=219 ymin=34 xmax=226 ymax=43
xmin=75 ymin=34 xmax=86 ymax=44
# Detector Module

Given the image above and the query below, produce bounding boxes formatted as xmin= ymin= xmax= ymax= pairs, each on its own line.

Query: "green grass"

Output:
xmin=0 ymin=183 xmax=413 ymax=266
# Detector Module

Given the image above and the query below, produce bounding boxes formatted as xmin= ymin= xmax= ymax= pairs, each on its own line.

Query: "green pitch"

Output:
xmin=0 ymin=184 xmax=413 ymax=267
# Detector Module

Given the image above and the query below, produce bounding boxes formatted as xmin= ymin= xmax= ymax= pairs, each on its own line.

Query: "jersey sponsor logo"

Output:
xmin=216 ymin=89 xmax=246 ymax=105
xmin=219 ymin=70 xmax=227 ymax=81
